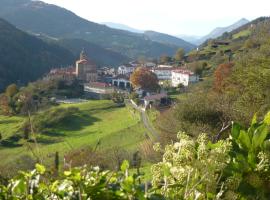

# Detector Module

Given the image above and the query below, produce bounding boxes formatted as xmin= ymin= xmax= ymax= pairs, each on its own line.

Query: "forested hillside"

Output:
xmin=57 ymin=38 xmax=130 ymax=66
xmin=0 ymin=18 xmax=75 ymax=91
xmin=158 ymin=17 xmax=270 ymax=140
xmin=0 ymin=0 xmax=194 ymax=58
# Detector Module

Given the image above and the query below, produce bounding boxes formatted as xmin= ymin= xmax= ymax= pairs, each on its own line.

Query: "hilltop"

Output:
xmin=0 ymin=0 xmax=194 ymax=58
xmin=187 ymin=17 xmax=269 ymax=64
xmin=185 ymin=18 xmax=249 ymax=45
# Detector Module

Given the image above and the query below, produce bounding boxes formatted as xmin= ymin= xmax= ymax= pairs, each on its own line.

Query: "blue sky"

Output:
xmin=42 ymin=0 xmax=269 ymax=36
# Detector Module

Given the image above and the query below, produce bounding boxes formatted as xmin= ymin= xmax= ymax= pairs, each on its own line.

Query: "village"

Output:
xmin=44 ymin=50 xmax=199 ymax=109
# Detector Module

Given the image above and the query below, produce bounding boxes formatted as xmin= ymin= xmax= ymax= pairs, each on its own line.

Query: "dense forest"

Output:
xmin=0 ymin=18 xmax=75 ymax=92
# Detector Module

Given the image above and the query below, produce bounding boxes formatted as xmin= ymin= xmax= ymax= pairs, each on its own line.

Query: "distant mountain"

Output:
xmin=103 ymin=23 xmax=195 ymax=51
xmin=102 ymin=22 xmax=144 ymax=33
xmin=57 ymin=38 xmax=130 ymax=67
xmin=0 ymin=0 xmax=187 ymax=59
xmin=0 ymin=18 xmax=75 ymax=91
xmin=196 ymin=18 xmax=249 ymax=45
xmin=187 ymin=17 xmax=270 ymax=63
xmin=143 ymin=31 xmax=196 ymax=51
xmin=176 ymin=34 xmax=202 ymax=45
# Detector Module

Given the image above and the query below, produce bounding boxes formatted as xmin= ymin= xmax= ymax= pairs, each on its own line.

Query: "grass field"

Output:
xmin=0 ymin=100 xmax=148 ymax=169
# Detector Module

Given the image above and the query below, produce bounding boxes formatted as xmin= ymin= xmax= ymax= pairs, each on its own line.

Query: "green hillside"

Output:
xmin=187 ymin=17 xmax=270 ymax=64
xmin=0 ymin=100 xmax=147 ymax=173
xmin=144 ymin=30 xmax=195 ymax=50
xmin=0 ymin=18 xmax=75 ymax=92
xmin=57 ymin=38 xmax=130 ymax=67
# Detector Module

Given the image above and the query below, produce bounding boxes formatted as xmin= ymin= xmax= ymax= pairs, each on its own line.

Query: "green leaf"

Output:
xmin=64 ymin=171 xmax=71 ymax=176
xmin=12 ymin=179 xmax=27 ymax=195
xmin=251 ymin=113 xmax=257 ymax=126
xmin=263 ymin=140 xmax=270 ymax=151
xmin=264 ymin=111 xmax=270 ymax=125
xmin=252 ymin=124 xmax=269 ymax=150
xmin=121 ymin=160 xmax=129 ymax=172
xmin=247 ymin=152 xmax=256 ymax=168
xmin=35 ymin=164 xmax=46 ymax=174
xmin=163 ymin=165 xmax=170 ymax=177
xmin=238 ymin=130 xmax=251 ymax=150
xmin=231 ymin=122 xmax=241 ymax=140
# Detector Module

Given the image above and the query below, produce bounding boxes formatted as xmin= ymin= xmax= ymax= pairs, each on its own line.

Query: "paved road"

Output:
xmin=128 ymin=100 xmax=159 ymax=141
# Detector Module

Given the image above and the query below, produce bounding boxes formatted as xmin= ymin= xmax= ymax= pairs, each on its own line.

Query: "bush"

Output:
xmin=21 ymin=107 xmax=79 ymax=134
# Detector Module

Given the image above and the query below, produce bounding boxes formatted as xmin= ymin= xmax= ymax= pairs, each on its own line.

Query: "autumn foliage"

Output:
xmin=214 ymin=63 xmax=234 ymax=92
xmin=130 ymin=67 xmax=159 ymax=91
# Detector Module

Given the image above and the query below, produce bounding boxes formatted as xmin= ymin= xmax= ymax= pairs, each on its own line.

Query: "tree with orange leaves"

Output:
xmin=130 ymin=67 xmax=159 ymax=92
xmin=214 ymin=63 xmax=234 ymax=92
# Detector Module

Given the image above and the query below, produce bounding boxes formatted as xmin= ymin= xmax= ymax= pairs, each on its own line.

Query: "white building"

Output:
xmin=143 ymin=62 xmax=156 ymax=68
xmin=112 ymin=74 xmax=131 ymax=89
xmin=151 ymin=67 xmax=175 ymax=81
xmin=118 ymin=64 xmax=136 ymax=75
xmin=157 ymin=65 xmax=174 ymax=68
xmin=171 ymin=69 xmax=199 ymax=87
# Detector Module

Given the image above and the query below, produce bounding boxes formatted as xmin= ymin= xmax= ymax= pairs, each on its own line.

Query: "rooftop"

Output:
xmin=144 ymin=93 xmax=167 ymax=101
xmin=172 ymin=69 xmax=194 ymax=75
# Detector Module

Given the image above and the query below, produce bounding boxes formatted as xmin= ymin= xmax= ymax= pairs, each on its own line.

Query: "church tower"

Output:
xmin=75 ymin=50 xmax=98 ymax=83
xmin=80 ymin=49 xmax=87 ymax=60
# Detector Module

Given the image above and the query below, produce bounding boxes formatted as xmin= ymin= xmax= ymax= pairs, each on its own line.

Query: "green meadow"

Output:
xmin=0 ymin=100 xmax=148 ymax=169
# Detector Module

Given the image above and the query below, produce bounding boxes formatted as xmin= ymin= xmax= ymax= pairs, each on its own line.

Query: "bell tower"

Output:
xmin=80 ymin=49 xmax=87 ymax=60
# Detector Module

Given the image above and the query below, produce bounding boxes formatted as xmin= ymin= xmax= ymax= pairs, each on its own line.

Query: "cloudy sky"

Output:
xmin=42 ymin=0 xmax=269 ymax=36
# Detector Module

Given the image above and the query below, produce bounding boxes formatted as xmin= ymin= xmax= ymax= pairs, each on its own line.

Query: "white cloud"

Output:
xmin=42 ymin=0 xmax=270 ymax=35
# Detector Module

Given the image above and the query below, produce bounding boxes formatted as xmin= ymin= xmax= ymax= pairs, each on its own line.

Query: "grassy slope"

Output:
xmin=0 ymin=100 xmax=146 ymax=166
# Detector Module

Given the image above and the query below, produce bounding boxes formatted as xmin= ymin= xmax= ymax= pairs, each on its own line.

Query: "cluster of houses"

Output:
xmin=44 ymin=51 xmax=199 ymax=107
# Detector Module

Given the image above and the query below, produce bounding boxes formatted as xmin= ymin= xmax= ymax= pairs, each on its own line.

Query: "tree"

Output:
xmin=0 ymin=94 xmax=10 ymax=115
xmin=5 ymin=84 xmax=18 ymax=97
xmin=111 ymin=91 xmax=124 ymax=104
xmin=174 ymin=48 xmax=185 ymax=62
xmin=159 ymin=55 xmax=171 ymax=64
xmin=130 ymin=67 xmax=159 ymax=92
xmin=213 ymin=63 xmax=234 ymax=92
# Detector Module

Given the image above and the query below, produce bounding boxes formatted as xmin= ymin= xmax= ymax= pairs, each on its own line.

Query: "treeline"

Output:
xmin=0 ymin=79 xmax=83 ymax=116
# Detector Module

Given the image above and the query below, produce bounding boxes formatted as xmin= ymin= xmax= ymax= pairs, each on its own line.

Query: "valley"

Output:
xmin=0 ymin=0 xmax=269 ymax=199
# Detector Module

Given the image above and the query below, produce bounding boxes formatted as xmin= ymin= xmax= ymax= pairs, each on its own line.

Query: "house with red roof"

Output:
xmin=171 ymin=69 xmax=199 ymax=87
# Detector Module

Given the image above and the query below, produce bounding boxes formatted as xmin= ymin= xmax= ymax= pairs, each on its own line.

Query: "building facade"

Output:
xmin=44 ymin=67 xmax=76 ymax=82
xmin=171 ymin=69 xmax=199 ymax=87
xmin=112 ymin=74 xmax=131 ymax=90
xmin=118 ymin=64 xmax=136 ymax=75
xmin=151 ymin=67 xmax=175 ymax=81
xmin=75 ymin=50 xmax=98 ymax=83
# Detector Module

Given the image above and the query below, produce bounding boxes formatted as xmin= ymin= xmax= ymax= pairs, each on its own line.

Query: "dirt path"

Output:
xmin=128 ymin=100 xmax=159 ymax=141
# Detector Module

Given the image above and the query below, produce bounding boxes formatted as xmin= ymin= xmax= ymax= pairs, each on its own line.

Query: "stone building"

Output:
xmin=75 ymin=50 xmax=98 ymax=83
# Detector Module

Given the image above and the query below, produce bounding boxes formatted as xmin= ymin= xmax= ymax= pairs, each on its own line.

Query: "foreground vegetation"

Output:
xmin=0 ymin=112 xmax=269 ymax=199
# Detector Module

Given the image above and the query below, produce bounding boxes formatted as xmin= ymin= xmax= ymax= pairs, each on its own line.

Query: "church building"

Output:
xmin=75 ymin=50 xmax=98 ymax=83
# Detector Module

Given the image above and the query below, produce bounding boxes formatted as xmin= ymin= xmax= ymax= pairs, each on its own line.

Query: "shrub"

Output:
xmin=21 ymin=107 xmax=79 ymax=134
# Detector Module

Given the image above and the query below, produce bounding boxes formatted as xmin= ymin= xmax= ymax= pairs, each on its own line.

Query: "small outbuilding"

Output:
xmin=143 ymin=93 xmax=168 ymax=109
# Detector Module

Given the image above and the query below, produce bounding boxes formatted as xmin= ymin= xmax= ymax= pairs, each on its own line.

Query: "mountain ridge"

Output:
xmin=102 ymin=22 xmax=144 ymax=33
xmin=195 ymin=18 xmax=249 ymax=45
xmin=0 ymin=0 xmax=193 ymax=58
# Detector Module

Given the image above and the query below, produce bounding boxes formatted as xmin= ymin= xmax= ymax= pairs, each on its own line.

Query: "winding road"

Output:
xmin=128 ymin=100 xmax=159 ymax=141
